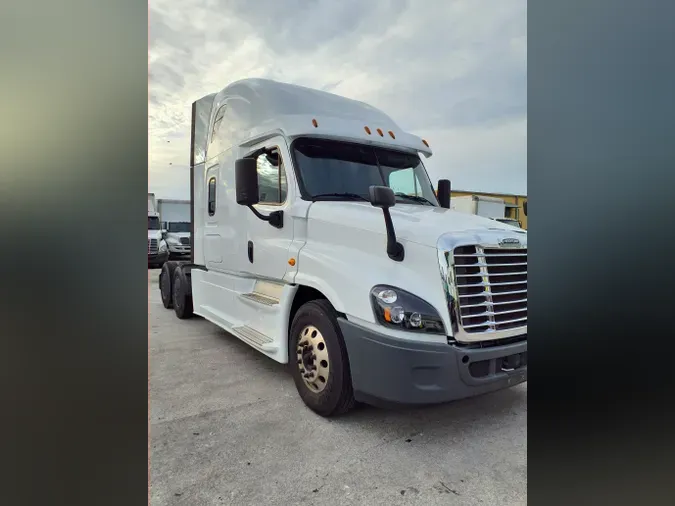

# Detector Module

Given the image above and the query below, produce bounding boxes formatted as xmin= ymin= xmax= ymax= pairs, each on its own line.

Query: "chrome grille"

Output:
xmin=148 ymin=239 xmax=158 ymax=254
xmin=453 ymin=245 xmax=527 ymax=333
xmin=179 ymin=237 xmax=190 ymax=245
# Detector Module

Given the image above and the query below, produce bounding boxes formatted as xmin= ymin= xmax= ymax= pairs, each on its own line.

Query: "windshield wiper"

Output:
xmin=311 ymin=193 xmax=369 ymax=202
xmin=394 ymin=193 xmax=435 ymax=206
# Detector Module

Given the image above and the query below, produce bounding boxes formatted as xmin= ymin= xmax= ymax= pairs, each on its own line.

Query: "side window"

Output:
xmin=208 ymin=105 xmax=226 ymax=158
xmin=388 ymin=168 xmax=422 ymax=196
xmin=208 ymin=177 xmax=216 ymax=216
xmin=255 ymin=148 xmax=288 ymax=204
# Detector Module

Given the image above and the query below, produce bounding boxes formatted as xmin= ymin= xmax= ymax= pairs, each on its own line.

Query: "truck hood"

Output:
xmin=306 ymin=202 xmax=525 ymax=247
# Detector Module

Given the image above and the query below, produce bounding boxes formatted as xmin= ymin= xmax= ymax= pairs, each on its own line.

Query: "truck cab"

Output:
xmin=157 ymin=199 xmax=192 ymax=259
xmin=159 ymin=78 xmax=527 ymax=417
xmin=164 ymin=222 xmax=191 ymax=259
xmin=148 ymin=193 xmax=168 ymax=268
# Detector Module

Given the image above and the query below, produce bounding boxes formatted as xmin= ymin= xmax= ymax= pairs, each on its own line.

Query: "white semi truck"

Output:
xmin=158 ymin=78 xmax=527 ymax=417
xmin=148 ymin=193 xmax=168 ymax=268
xmin=157 ymin=199 xmax=191 ymax=260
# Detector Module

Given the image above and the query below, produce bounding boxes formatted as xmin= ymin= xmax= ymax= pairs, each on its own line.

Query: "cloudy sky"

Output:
xmin=149 ymin=0 xmax=526 ymax=200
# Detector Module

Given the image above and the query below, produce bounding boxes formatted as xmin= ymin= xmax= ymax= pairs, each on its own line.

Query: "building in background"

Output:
xmin=450 ymin=189 xmax=527 ymax=229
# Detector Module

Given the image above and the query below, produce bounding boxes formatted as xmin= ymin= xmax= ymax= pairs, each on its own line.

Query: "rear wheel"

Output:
xmin=289 ymin=299 xmax=355 ymax=417
xmin=172 ymin=267 xmax=193 ymax=319
xmin=159 ymin=261 xmax=180 ymax=309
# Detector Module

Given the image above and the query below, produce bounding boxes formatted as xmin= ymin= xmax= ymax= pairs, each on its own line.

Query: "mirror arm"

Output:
xmin=247 ymin=205 xmax=283 ymax=229
xmin=382 ymin=209 xmax=404 ymax=261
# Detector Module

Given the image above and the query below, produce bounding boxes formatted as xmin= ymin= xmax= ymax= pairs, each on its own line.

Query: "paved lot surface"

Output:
xmin=149 ymin=268 xmax=527 ymax=505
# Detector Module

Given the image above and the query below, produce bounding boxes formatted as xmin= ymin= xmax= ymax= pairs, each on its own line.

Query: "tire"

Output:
xmin=172 ymin=266 xmax=194 ymax=319
xmin=159 ymin=261 xmax=180 ymax=309
xmin=289 ymin=299 xmax=355 ymax=417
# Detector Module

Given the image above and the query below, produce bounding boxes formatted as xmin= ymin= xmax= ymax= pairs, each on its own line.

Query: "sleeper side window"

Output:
xmin=208 ymin=177 xmax=216 ymax=216
xmin=255 ymin=148 xmax=288 ymax=204
xmin=208 ymin=105 xmax=227 ymax=158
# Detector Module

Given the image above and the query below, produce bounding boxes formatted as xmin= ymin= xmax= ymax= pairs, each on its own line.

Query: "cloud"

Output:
xmin=149 ymin=0 xmax=526 ymax=199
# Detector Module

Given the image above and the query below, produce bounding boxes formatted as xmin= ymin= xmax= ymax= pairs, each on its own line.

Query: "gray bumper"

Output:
xmin=338 ymin=318 xmax=527 ymax=406
xmin=168 ymin=249 xmax=191 ymax=259
xmin=148 ymin=251 xmax=169 ymax=264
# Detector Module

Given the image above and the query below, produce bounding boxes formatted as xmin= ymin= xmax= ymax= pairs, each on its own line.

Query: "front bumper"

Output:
xmin=168 ymin=247 xmax=191 ymax=259
xmin=148 ymin=250 xmax=169 ymax=264
xmin=338 ymin=318 xmax=527 ymax=406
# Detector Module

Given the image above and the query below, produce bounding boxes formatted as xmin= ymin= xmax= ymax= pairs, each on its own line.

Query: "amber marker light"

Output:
xmin=311 ymin=119 xmax=318 ymax=127
xmin=388 ymin=131 xmax=395 ymax=139
xmin=376 ymin=128 xmax=384 ymax=137
xmin=383 ymin=307 xmax=392 ymax=322
xmin=364 ymin=126 xmax=371 ymax=134
xmin=288 ymin=258 xmax=296 ymax=266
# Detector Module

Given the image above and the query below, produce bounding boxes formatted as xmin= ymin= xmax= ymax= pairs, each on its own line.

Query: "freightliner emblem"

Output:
xmin=499 ymin=238 xmax=521 ymax=247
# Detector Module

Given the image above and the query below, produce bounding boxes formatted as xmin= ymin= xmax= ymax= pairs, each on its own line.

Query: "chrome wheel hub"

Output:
xmin=296 ymin=325 xmax=330 ymax=393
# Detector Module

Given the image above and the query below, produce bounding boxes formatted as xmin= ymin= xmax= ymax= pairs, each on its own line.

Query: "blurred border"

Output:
xmin=2 ymin=2 xmax=149 ymax=505
xmin=529 ymin=0 xmax=675 ymax=504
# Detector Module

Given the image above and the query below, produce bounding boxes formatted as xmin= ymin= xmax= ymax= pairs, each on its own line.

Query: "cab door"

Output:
xmin=203 ymin=163 xmax=224 ymax=268
xmin=243 ymin=137 xmax=295 ymax=282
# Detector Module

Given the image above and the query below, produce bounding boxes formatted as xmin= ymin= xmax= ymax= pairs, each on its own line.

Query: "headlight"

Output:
xmin=370 ymin=285 xmax=445 ymax=334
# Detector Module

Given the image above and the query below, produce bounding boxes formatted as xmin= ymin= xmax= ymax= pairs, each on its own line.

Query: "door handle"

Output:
xmin=248 ymin=241 xmax=254 ymax=263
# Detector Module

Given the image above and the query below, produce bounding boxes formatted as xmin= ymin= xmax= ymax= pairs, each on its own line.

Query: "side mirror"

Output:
xmin=235 ymin=158 xmax=260 ymax=206
xmin=235 ymin=157 xmax=283 ymax=229
xmin=437 ymin=179 xmax=451 ymax=208
xmin=369 ymin=185 xmax=404 ymax=262
xmin=523 ymin=201 xmax=528 ymax=217
xmin=369 ymin=185 xmax=396 ymax=208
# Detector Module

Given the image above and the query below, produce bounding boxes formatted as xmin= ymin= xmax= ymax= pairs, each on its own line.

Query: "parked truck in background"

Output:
xmin=452 ymin=195 xmax=523 ymax=228
xmin=157 ymin=199 xmax=191 ymax=260
xmin=148 ymin=193 xmax=169 ymax=268
xmin=158 ymin=78 xmax=527 ymax=417
xmin=451 ymin=195 xmax=506 ymax=219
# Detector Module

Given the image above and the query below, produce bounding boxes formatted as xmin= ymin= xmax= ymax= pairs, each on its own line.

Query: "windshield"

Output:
xmin=292 ymin=138 xmax=439 ymax=206
xmin=148 ymin=216 xmax=160 ymax=230
xmin=167 ymin=222 xmax=190 ymax=233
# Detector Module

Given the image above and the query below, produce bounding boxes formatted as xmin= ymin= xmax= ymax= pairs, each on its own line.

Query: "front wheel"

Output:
xmin=289 ymin=299 xmax=355 ymax=417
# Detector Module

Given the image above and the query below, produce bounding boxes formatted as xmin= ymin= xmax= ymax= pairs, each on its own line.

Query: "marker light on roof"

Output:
xmin=376 ymin=128 xmax=384 ymax=137
xmin=364 ymin=126 xmax=372 ymax=135
xmin=388 ymin=131 xmax=395 ymax=139
xmin=422 ymin=139 xmax=430 ymax=147
xmin=312 ymin=118 xmax=318 ymax=128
